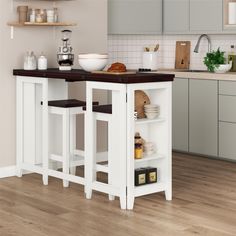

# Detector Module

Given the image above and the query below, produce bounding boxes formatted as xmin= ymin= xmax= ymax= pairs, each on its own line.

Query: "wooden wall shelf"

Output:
xmin=7 ymin=22 xmax=77 ymax=27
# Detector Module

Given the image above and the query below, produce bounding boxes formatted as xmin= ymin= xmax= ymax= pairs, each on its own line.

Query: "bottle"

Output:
xmin=38 ymin=53 xmax=47 ymax=70
xmin=29 ymin=9 xmax=36 ymax=23
xmin=228 ymin=45 xmax=236 ymax=72
xmin=53 ymin=8 xmax=58 ymax=22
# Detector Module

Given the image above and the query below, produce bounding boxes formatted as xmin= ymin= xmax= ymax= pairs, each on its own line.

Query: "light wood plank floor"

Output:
xmin=0 ymin=153 xmax=236 ymax=236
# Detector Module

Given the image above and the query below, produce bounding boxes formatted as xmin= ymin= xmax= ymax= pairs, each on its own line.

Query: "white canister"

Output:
xmin=228 ymin=2 xmax=236 ymax=25
xmin=142 ymin=52 xmax=159 ymax=71
xmin=38 ymin=54 xmax=47 ymax=70
xmin=47 ymin=10 xmax=54 ymax=23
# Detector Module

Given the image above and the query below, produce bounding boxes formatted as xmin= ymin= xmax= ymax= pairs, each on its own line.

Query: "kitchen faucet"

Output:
xmin=194 ymin=34 xmax=212 ymax=53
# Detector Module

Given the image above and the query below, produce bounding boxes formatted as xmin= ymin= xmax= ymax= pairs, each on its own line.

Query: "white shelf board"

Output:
xmin=135 ymin=117 xmax=165 ymax=125
xmin=135 ymin=153 xmax=165 ymax=163
xmin=134 ymin=182 xmax=166 ymax=197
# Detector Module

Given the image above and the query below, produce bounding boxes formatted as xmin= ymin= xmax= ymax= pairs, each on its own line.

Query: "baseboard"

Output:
xmin=0 ymin=165 xmax=16 ymax=178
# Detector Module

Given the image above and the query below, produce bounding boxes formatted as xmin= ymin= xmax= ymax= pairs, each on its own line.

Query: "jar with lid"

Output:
xmin=24 ymin=51 xmax=37 ymax=70
xmin=38 ymin=53 xmax=48 ymax=70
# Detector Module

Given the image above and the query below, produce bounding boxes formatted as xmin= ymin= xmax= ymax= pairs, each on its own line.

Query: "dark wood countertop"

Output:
xmin=13 ymin=68 xmax=174 ymax=84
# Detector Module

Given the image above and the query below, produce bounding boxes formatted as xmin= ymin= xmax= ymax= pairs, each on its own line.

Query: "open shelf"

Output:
xmin=135 ymin=117 xmax=165 ymax=125
xmin=7 ymin=22 xmax=77 ymax=27
xmin=135 ymin=153 xmax=165 ymax=163
xmin=134 ymin=182 xmax=165 ymax=197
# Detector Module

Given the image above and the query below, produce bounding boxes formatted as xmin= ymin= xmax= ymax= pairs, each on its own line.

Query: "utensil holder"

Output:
xmin=142 ymin=52 xmax=159 ymax=71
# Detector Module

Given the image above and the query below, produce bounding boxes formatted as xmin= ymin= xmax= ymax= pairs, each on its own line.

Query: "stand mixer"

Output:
xmin=57 ymin=30 xmax=74 ymax=71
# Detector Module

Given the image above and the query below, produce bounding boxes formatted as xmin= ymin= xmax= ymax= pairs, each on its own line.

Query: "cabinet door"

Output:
xmin=172 ymin=78 xmax=189 ymax=152
xmin=163 ymin=0 xmax=189 ymax=33
xmin=108 ymin=0 xmax=162 ymax=34
xmin=189 ymin=79 xmax=218 ymax=156
xmin=190 ymin=0 xmax=223 ymax=32
xmin=219 ymin=122 xmax=236 ymax=161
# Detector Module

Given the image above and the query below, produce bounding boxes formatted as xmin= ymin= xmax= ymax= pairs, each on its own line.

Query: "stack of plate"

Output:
xmin=144 ymin=104 xmax=160 ymax=119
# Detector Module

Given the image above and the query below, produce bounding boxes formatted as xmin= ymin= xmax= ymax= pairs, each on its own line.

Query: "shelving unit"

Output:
xmin=8 ymin=0 xmax=77 ymax=39
xmin=126 ymin=82 xmax=172 ymax=209
xmin=135 ymin=153 xmax=165 ymax=163
xmin=7 ymin=22 xmax=77 ymax=27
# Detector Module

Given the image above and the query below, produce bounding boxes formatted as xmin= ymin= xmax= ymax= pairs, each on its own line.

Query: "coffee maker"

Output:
xmin=57 ymin=30 xmax=74 ymax=71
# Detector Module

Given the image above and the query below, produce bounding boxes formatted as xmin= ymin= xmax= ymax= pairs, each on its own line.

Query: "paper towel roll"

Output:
xmin=229 ymin=2 xmax=236 ymax=25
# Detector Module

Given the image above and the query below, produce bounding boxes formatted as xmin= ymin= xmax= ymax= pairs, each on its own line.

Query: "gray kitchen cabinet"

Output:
xmin=189 ymin=79 xmax=218 ymax=156
xmin=190 ymin=0 xmax=223 ymax=32
xmin=163 ymin=0 xmax=189 ymax=33
xmin=219 ymin=95 xmax=236 ymax=123
xmin=108 ymin=0 xmax=162 ymax=35
xmin=172 ymin=78 xmax=189 ymax=152
xmin=219 ymin=122 xmax=236 ymax=161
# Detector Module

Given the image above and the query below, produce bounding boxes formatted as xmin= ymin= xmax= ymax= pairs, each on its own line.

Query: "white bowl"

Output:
xmin=78 ymin=58 xmax=108 ymax=72
xmin=214 ymin=62 xmax=232 ymax=74
xmin=78 ymin=53 xmax=108 ymax=59
xmin=145 ymin=112 xmax=158 ymax=119
xmin=144 ymin=104 xmax=159 ymax=109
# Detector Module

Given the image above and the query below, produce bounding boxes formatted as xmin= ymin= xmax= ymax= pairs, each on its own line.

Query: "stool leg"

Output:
xmin=70 ymin=114 xmax=77 ymax=176
xmin=62 ymin=110 xmax=70 ymax=188
xmin=108 ymin=119 xmax=115 ymax=201
xmin=85 ymin=113 xmax=96 ymax=199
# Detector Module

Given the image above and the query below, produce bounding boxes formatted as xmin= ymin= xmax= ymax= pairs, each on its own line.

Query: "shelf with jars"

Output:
xmin=8 ymin=1 xmax=77 ymax=38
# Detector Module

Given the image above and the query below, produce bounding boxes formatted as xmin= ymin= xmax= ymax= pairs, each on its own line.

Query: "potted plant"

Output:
xmin=204 ymin=48 xmax=232 ymax=73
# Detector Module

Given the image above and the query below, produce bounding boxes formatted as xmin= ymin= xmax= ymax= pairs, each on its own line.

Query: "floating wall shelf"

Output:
xmin=7 ymin=22 xmax=77 ymax=27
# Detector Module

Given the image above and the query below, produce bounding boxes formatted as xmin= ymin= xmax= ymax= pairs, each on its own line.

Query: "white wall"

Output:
xmin=0 ymin=0 xmax=107 ymax=168
xmin=108 ymin=34 xmax=236 ymax=70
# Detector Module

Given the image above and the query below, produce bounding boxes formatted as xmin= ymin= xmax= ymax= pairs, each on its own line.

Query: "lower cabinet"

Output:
xmin=189 ymin=79 xmax=218 ymax=156
xmin=219 ymin=122 xmax=236 ymax=161
xmin=172 ymin=78 xmax=188 ymax=151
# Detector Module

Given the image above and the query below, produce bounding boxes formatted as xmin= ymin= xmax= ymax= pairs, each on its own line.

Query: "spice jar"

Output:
xmin=135 ymin=143 xmax=143 ymax=159
xmin=36 ymin=13 xmax=43 ymax=23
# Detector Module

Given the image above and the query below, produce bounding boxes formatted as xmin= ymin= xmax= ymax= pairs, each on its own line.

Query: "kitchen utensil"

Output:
xmin=38 ymin=53 xmax=47 ymax=70
xmin=78 ymin=54 xmax=108 ymax=72
xmin=78 ymin=58 xmax=108 ymax=72
xmin=57 ymin=30 xmax=74 ymax=71
xmin=142 ymin=52 xmax=159 ymax=71
xmin=175 ymin=41 xmax=191 ymax=70
xmin=17 ymin=6 xmax=28 ymax=23
xmin=24 ymin=51 xmax=37 ymax=70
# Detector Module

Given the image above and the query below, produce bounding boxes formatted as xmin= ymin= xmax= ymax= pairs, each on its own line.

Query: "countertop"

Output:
xmin=156 ymin=69 xmax=236 ymax=81
xmin=13 ymin=69 xmax=174 ymax=84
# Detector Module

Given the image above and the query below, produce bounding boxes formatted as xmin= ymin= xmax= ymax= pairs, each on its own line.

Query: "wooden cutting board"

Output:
xmin=175 ymin=41 xmax=191 ymax=69
xmin=92 ymin=70 xmax=136 ymax=75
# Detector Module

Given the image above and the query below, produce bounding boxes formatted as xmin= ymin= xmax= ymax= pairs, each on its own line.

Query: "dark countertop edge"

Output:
xmin=13 ymin=69 xmax=175 ymax=84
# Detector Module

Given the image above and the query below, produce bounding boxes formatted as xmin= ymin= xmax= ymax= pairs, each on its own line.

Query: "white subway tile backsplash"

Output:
xmin=108 ymin=34 xmax=236 ymax=70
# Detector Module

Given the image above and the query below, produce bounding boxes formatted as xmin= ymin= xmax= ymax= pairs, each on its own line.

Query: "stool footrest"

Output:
xmin=96 ymin=164 xmax=108 ymax=173
xmin=91 ymin=181 xmax=119 ymax=196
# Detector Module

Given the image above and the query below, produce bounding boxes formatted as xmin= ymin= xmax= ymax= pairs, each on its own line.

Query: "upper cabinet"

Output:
xmin=108 ymin=0 xmax=162 ymax=35
xmin=190 ymin=0 xmax=223 ymax=32
xmin=163 ymin=0 xmax=190 ymax=33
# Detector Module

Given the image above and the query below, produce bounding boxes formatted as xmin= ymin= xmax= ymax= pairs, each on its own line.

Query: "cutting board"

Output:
xmin=175 ymin=41 xmax=191 ymax=69
xmin=92 ymin=70 xmax=136 ymax=75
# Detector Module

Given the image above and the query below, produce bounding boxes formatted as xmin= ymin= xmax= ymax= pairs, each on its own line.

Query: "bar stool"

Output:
xmin=83 ymin=104 xmax=125 ymax=204
xmin=48 ymin=99 xmax=98 ymax=187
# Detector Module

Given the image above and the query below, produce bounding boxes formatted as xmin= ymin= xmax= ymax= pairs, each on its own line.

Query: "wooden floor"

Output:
xmin=0 ymin=153 xmax=236 ymax=236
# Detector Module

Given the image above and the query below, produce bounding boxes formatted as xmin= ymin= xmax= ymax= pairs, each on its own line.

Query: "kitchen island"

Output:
xmin=13 ymin=69 xmax=174 ymax=209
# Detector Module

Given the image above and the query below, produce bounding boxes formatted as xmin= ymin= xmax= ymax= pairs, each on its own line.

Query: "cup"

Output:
xmin=142 ymin=52 xmax=159 ymax=71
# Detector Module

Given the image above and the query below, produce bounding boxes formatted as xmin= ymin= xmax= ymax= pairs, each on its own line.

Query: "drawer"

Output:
xmin=219 ymin=95 xmax=236 ymax=123
xmin=219 ymin=81 xmax=236 ymax=96
xmin=219 ymin=122 xmax=236 ymax=160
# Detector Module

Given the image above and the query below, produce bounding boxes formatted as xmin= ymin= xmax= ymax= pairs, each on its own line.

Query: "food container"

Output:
xmin=38 ymin=54 xmax=47 ymax=70
xmin=135 ymin=168 xmax=146 ymax=186
xmin=142 ymin=52 xmax=159 ymax=71
xmin=146 ymin=167 xmax=157 ymax=184
xmin=17 ymin=6 xmax=28 ymax=23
